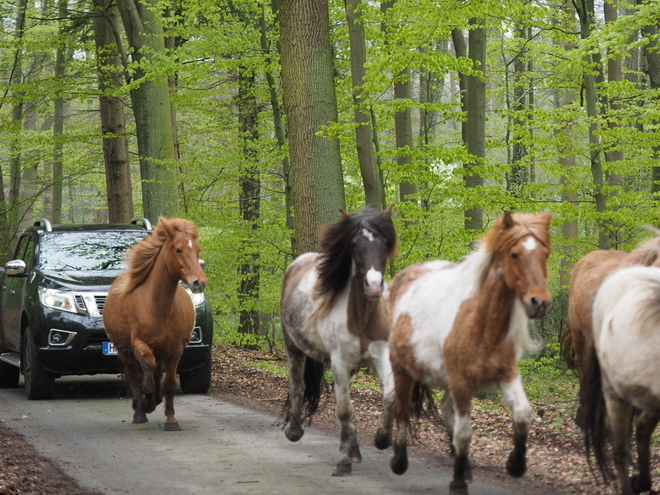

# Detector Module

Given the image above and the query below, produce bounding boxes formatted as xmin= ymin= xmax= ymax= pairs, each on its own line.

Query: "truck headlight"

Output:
xmin=38 ymin=287 xmax=77 ymax=313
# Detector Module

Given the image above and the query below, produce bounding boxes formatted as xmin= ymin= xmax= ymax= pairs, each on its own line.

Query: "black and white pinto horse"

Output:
xmin=280 ymin=205 xmax=397 ymax=476
xmin=584 ymin=264 xmax=660 ymax=495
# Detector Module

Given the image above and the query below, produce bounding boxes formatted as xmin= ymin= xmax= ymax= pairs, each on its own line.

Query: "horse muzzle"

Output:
xmin=189 ymin=279 xmax=207 ymax=294
xmin=524 ymin=296 xmax=551 ymax=319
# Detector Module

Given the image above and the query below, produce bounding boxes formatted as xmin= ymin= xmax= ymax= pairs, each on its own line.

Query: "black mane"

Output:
xmin=315 ymin=205 xmax=396 ymax=303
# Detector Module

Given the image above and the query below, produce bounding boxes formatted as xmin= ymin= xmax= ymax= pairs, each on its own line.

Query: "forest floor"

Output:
xmin=1 ymin=343 xmax=659 ymax=495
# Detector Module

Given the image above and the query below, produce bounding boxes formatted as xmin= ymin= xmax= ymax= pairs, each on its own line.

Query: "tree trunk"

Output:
xmin=464 ymin=20 xmax=486 ymax=231
xmin=381 ymin=1 xmax=416 ymax=204
xmin=452 ymin=28 xmax=468 ymax=146
xmin=260 ymin=1 xmax=295 ymax=255
xmin=346 ymin=0 xmax=384 ymax=208
xmin=509 ymin=21 xmax=528 ymax=198
xmin=574 ymin=0 xmax=608 ymax=249
xmin=94 ymin=0 xmax=134 ymax=223
xmin=237 ymin=69 xmax=262 ymax=338
xmin=280 ymin=0 xmax=346 ymax=255
xmin=639 ymin=0 xmax=660 ymax=197
xmin=116 ymin=0 xmax=178 ymax=223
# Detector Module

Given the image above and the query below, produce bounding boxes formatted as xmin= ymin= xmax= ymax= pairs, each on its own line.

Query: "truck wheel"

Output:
xmin=23 ymin=328 xmax=54 ymax=400
xmin=179 ymin=349 xmax=211 ymax=394
xmin=0 ymin=359 xmax=19 ymax=388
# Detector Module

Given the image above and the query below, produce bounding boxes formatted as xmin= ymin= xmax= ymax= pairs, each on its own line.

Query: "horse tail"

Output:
xmin=301 ymin=356 xmax=325 ymax=420
xmin=281 ymin=356 xmax=326 ymax=427
xmin=559 ymin=324 xmax=575 ymax=369
xmin=581 ymin=343 xmax=611 ymax=481
xmin=409 ymin=381 xmax=437 ymax=440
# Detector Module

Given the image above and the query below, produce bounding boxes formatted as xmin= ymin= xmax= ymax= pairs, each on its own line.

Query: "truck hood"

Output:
xmin=38 ymin=269 xmax=122 ymax=291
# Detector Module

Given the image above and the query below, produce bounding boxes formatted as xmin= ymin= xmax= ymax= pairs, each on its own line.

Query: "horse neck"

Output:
xmin=468 ymin=256 xmax=517 ymax=346
xmin=144 ymin=245 xmax=180 ymax=303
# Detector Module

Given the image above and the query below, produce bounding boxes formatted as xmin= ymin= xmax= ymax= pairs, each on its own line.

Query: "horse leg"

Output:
xmin=390 ymin=370 xmax=414 ymax=476
xmin=284 ymin=348 xmax=306 ymax=443
xmin=162 ymin=357 xmax=182 ymax=432
xmin=448 ymin=381 xmax=473 ymax=495
xmin=369 ymin=341 xmax=395 ymax=450
xmin=440 ymin=390 xmax=472 ymax=481
xmin=154 ymin=360 xmax=164 ymax=407
xmin=500 ymin=374 xmax=533 ymax=478
xmin=602 ymin=382 xmax=634 ymax=495
xmin=119 ymin=351 xmax=147 ymax=424
xmin=440 ymin=391 xmax=455 ymax=451
xmin=132 ymin=340 xmax=157 ymax=415
xmin=331 ymin=358 xmax=360 ymax=477
xmin=632 ymin=410 xmax=660 ymax=494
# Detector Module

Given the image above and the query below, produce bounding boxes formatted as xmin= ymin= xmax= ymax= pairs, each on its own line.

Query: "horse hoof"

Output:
xmin=132 ymin=412 xmax=148 ymax=424
xmin=631 ymin=474 xmax=651 ymax=493
xmin=449 ymin=479 xmax=469 ymax=495
xmin=374 ymin=429 xmax=392 ymax=450
xmin=332 ymin=462 xmax=352 ymax=477
xmin=390 ymin=455 xmax=408 ymax=476
xmin=506 ymin=451 xmax=526 ymax=478
xmin=285 ymin=425 xmax=304 ymax=442
xmin=164 ymin=421 xmax=181 ymax=432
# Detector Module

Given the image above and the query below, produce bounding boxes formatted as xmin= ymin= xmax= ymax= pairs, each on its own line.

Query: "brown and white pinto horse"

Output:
xmin=383 ymin=212 xmax=552 ymax=494
xmin=103 ymin=218 xmax=207 ymax=431
xmin=564 ymin=233 xmax=660 ymax=428
xmin=584 ymin=265 xmax=660 ymax=495
xmin=280 ymin=205 xmax=396 ymax=476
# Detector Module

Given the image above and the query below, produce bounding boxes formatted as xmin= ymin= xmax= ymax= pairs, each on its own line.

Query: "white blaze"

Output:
xmin=522 ymin=236 xmax=537 ymax=251
xmin=188 ymin=239 xmax=193 ymax=249
xmin=362 ymin=228 xmax=374 ymax=242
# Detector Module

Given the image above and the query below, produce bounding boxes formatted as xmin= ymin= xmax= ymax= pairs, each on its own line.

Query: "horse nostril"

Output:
xmin=530 ymin=296 xmax=539 ymax=308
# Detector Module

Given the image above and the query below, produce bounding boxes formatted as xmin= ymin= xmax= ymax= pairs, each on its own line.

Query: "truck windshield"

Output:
xmin=37 ymin=231 xmax=148 ymax=271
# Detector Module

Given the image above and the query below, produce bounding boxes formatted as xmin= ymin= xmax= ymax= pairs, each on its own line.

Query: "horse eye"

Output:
xmin=510 ymin=252 xmax=519 ymax=260
xmin=175 ymin=248 xmax=182 ymax=254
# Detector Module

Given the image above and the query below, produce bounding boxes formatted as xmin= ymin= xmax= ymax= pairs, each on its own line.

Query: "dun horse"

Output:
xmin=382 ymin=212 xmax=552 ymax=494
xmin=564 ymin=233 xmax=660 ymax=427
xmin=584 ymin=265 xmax=660 ymax=495
xmin=103 ymin=218 xmax=207 ymax=431
xmin=280 ymin=205 xmax=396 ymax=476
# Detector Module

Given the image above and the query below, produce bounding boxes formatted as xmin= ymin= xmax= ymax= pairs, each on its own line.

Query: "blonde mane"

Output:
xmin=123 ymin=218 xmax=199 ymax=294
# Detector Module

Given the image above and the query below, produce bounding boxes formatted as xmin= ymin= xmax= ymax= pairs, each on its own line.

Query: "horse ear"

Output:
xmin=538 ymin=211 xmax=553 ymax=228
xmin=502 ymin=212 xmax=514 ymax=230
xmin=384 ymin=204 xmax=394 ymax=217
xmin=339 ymin=209 xmax=351 ymax=220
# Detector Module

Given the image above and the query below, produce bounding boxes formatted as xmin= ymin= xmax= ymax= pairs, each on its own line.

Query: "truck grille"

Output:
xmin=95 ymin=295 xmax=107 ymax=315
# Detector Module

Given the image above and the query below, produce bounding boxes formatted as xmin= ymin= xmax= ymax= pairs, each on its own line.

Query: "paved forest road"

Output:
xmin=0 ymin=377 xmax=523 ymax=495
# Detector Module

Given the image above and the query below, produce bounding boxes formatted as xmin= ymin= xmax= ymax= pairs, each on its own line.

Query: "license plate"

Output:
xmin=102 ymin=342 xmax=117 ymax=355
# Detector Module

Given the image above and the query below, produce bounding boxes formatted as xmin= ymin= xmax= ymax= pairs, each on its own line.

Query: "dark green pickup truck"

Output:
xmin=0 ymin=218 xmax=213 ymax=399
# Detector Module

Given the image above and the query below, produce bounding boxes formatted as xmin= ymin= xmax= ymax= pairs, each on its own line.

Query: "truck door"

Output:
xmin=2 ymin=235 xmax=35 ymax=350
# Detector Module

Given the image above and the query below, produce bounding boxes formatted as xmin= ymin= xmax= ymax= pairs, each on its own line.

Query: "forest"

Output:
xmin=1 ymin=0 xmax=660 ymax=344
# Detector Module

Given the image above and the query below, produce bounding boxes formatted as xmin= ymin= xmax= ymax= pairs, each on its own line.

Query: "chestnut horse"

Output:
xmin=584 ymin=265 xmax=660 ymax=495
xmin=564 ymin=233 xmax=660 ymax=427
xmin=280 ymin=205 xmax=396 ymax=476
xmin=103 ymin=218 xmax=207 ymax=431
xmin=383 ymin=212 xmax=552 ymax=494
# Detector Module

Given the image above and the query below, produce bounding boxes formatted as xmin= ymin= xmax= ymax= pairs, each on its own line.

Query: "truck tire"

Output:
xmin=23 ymin=328 xmax=54 ymax=400
xmin=179 ymin=348 xmax=211 ymax=394
xmin=0 ymin=359 xmax=19 ymax=388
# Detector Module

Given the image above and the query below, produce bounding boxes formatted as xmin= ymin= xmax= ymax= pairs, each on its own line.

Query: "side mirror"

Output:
xmin=5 ymin=260 xmax=26 ymax=277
